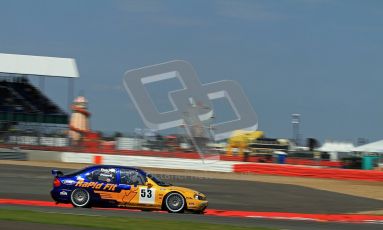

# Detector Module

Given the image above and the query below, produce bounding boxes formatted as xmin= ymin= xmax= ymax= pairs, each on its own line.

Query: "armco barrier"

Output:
xmin=25 ymin=149 xmax=63 ymax=161
xmin=233 ymin=163 xmax=383 ymax=182
xmin=0 ymin=149 xmax=27 ymax=160
xmin=61 ymin=152 xmax=236 ymax=172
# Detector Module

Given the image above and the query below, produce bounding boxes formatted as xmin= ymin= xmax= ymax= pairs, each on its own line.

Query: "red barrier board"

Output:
xmin=233 ymin=163 xmax=383 ymax=182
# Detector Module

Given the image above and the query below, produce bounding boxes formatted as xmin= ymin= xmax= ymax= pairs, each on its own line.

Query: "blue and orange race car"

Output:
xmin=51 ymin=165 xmax=208 ymax=213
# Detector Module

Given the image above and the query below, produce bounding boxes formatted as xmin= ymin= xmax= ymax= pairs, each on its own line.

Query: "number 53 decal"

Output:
xmin=139 ymin=187 xmax=155 ymax=204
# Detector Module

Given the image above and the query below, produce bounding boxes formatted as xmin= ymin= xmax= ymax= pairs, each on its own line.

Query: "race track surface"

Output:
xmin=1 ymin=164 xmax=382 ymax=213
xmin=0 ymin=164 xmax=382 ymax=229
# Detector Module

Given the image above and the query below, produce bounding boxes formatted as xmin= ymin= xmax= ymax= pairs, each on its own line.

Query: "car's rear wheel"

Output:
xmin=164 ymin=192 xmax=185 ymax=213
xmin=71 ymin=188 xmax=91 ymax=208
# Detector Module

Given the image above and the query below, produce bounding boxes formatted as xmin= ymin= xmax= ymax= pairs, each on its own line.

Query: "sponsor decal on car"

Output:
xmin=95 ymin=188 xmax=138 ymax=203
xmin=62 ymin=179 xmax=76 ymax=185
xmin=75 ymin=180 xmax=117 ymax=191
xmin=59 ymin=191 xmax=68 ymax=196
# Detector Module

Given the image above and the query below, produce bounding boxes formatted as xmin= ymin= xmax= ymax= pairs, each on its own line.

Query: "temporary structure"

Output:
xmin=317 ymin=141 xmax=355 ymax=161
xmin=353 ymin=140 xmax=383 ymax=153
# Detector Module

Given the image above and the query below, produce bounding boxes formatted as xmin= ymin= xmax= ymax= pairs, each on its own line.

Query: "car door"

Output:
xmin=119 ymin=168 xmax=156 ymax=207
xmin=84 ymin=167 xmax=120 ymax=203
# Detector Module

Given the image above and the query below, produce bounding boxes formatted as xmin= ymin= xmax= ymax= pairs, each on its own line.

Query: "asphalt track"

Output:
xmin=0 ymin=164 xmax=383 ymax=230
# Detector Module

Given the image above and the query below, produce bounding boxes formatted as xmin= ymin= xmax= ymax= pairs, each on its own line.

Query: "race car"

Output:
xmin=50 ymin=165 xmax=208 ymax=213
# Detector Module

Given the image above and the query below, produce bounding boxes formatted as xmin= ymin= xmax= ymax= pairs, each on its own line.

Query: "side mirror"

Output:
xmin=146 ymin=182 xmax=153 ymax=188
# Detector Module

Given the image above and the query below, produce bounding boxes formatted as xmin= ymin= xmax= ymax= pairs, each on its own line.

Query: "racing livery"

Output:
xmin=50 ymin=165 xmax=208 ymax=213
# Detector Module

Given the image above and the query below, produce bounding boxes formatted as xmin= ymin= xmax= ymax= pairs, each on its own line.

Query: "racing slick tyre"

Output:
xmin=164 ymin=192 xmax=185 ymax=213
xmin=70 ymin=188 xmax=91 ymax=208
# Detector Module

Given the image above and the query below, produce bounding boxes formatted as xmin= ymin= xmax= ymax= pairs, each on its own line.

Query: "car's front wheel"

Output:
xmin=164 ymin=192 xmax=185 ymax=213
xmin=70 ymin=188 xmax=91 ymax=208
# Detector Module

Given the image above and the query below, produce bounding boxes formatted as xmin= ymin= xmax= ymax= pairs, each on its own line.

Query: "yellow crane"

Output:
xmin=226 ymin=130 xmax=264 ymax=156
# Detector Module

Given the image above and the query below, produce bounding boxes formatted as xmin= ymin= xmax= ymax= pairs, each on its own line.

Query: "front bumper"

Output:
xmin=187 ymin=200 xmax=208 ymax=211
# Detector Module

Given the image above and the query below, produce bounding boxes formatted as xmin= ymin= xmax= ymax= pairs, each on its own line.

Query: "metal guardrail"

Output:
xmin=0 ymin=149 xmax=27 ymax=160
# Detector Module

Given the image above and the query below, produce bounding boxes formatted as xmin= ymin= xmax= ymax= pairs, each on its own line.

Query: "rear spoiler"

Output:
xmin=51 ymin=169 xmax=64 ymax=177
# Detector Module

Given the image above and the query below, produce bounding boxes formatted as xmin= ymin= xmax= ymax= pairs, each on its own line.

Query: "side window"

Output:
xmin=85 ymin=170 xmax=93 ymax=181
xmin=120 ymin=168 xmax=145 ymax=185
xmin=86 ymin=168 xmax=116 ymax=183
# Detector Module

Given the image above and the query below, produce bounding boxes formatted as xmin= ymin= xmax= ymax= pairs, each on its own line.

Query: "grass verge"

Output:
xmin=0 ymin=209 xmax=273 ymax=230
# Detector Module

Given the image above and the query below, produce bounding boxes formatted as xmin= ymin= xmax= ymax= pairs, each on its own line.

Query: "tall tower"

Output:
xmin=291 ymin=113 xmax=301 ymax=146
xmin=69 ymin=96 xmax=90 ymax=141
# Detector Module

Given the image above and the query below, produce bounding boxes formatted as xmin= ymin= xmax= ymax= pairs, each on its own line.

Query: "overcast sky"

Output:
xmin=1 ymin=0 xmax=383 ymax=143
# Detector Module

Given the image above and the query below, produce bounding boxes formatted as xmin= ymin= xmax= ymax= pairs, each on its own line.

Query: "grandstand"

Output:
xmin=0 ymin=77 xmax=67 ymax=124
xmin=0 ymin=53 xmax=79 ymax=142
